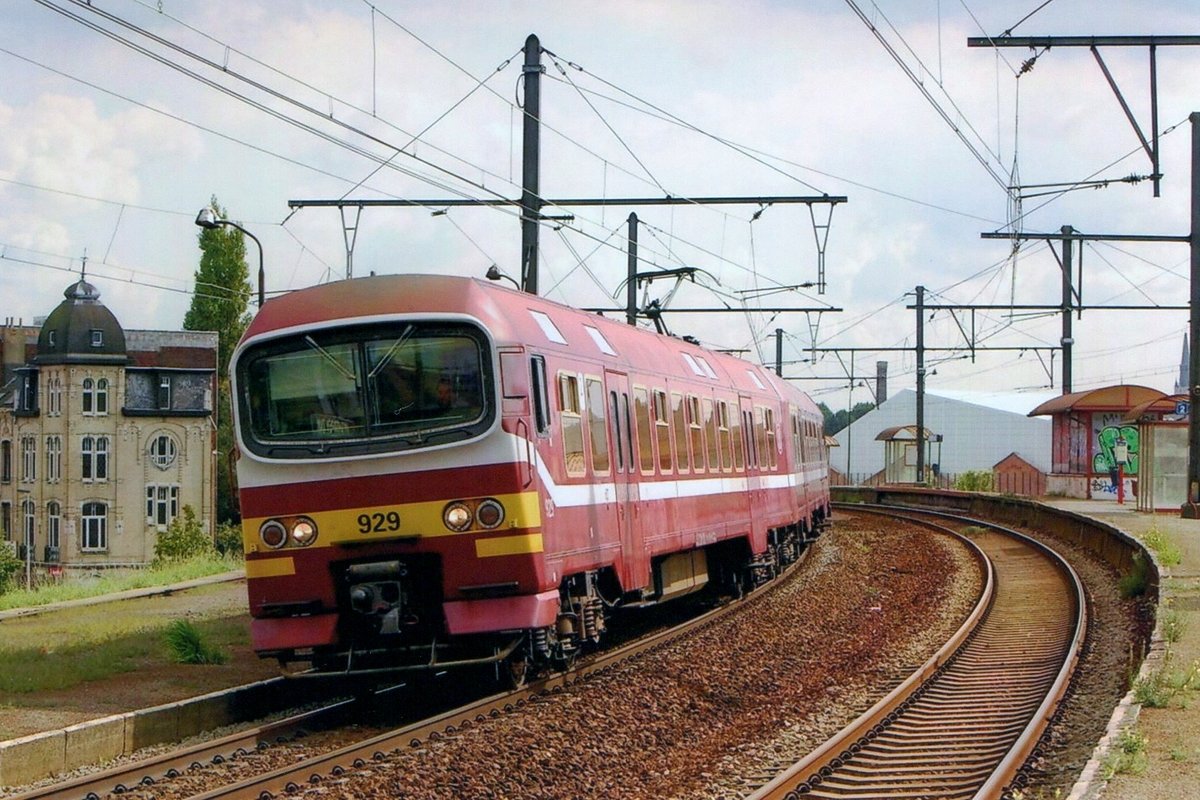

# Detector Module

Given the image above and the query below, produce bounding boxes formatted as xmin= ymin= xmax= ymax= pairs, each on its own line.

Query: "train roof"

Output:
xmin=243 ymin=274 xmax=817 ymax=413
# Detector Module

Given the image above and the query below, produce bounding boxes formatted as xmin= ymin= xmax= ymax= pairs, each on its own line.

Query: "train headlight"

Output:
xmin=290 ymin=517 xmax=318 ymax=547
xmin=260 ymin=520 xmax=287 ymax=549
xmin=443 ymin=502 xmax=473 ymax=532
xmin=475 ymin=499 xmax=505 ymax=529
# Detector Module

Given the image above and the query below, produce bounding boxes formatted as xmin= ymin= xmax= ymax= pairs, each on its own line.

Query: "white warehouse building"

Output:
xmin=830 ymin=389 xmax=1056 ymax=483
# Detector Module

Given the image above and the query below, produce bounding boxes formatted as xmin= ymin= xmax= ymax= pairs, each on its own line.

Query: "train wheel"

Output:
xmin=502 ymin=654 xmax=530 ymax=689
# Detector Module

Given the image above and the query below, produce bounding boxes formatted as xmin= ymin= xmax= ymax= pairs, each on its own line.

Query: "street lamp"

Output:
xmin=485 ymin=264 xmax=521 ymax=290
xmin=195 ymin=207 xmax=265 ymax=307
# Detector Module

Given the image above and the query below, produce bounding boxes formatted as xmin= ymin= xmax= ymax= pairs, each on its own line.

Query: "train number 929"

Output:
xmin=358 ymin=511 xmax=402 ymax=533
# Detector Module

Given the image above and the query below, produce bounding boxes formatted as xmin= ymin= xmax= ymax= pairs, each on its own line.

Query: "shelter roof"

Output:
xmin=1123 ymin=393 xmax=1189 ymax=423
xmin=875 ymin=424 xmax=941 ymax=442
xmin=1027 ymin=385 xmax=1164 ymax=417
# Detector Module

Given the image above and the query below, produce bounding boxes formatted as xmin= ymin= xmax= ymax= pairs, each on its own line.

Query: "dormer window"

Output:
xmin=91 ymin=329 xmax=104 ymax=347
xmin=47 ymin=330 xmax=56 ymax=347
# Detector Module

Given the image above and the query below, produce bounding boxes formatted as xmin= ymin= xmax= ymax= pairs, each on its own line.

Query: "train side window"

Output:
xmin=765 ymin=407 xmax=778 ymax=469
xmin=653 ymin=389 xmax=673 ymax=473
xmin=531 ymin=356 xmax=550 ymax=435
xmin=586 ymin=377 xmax=610 ymax=474
xmin=609 ymin=390 xmax=624 ymax=472
xmin=558 ymin=373 xmax=586 ymax=477
xmin=730 ymin=404 xmax=744 ymax=471
xmin=703 ymin=398 xmax=719 ymax=471
xmin=743 ymin=409 xmax=757 ymax=468
xmin=754 ymin=407 xmax=768 ymax=470
xmin=718 ymin=401 xmax=733 ymax=473
xmin=623 ymin=392 xmax=635 ymax=475
xmin=671 ymin=392 xmax=690 ymax=473
xmin=688 ymin=395 xmax=706 ymax=473
xmin=634 ymin=387 xmax=655 ymax=474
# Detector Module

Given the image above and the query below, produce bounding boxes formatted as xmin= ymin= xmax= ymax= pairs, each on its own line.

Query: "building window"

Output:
xmin=81 ymin=501 xmax=107 ymax=551
xmin=83 ymin=378 xmax=94 ymax=414
xmin=146 ymin=484 xmax=180 ymax=528
xmin=1 ymin=440 xmax=10 ymax=483
xmin=50 ymin=375 xmax=63 ymax=416
xmin=158 ymin=375 xmax=172 ymax=410
xmin=22 ymin=499 xmax=35 ymax=552
xmin=20 ymin=374 xmax=36 ymax=412
xmin=82 ymin=436 xmax=110 ymax=482
xmin=47 ymin=502 xmax=61 ymax=550
xmin=20 ymin=436 xmax=36 ymax=482
xmin=47 ymin=330 xmax=56 ymax=347
xmin=45 ymin=435 xmax=62 ymax=483
xmin=91 ymin=329 xmax=104 ymax=347
xmin=148 ymin=434 xmax=178 ymax=469
xmin=96 ymin=378 xmax=109 ymax=415
xmin=1 ymin=501 xmax=10 ymax=541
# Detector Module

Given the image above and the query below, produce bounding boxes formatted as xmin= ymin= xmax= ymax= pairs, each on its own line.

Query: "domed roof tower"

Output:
xmin=35 ymin=277 xmax=128 ymax=365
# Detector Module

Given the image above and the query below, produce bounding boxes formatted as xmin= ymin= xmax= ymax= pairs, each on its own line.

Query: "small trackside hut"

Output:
xmin=230 ymin=274 xmax=830 ymax=681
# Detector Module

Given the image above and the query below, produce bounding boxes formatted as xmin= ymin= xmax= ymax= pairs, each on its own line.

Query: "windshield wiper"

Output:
xmin=366 ymin=325 xmax=416 ymax=379
xmin=303 ymin=336 xmax=358 ymax=382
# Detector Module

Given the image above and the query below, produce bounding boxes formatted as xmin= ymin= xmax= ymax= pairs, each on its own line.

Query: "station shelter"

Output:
xmin=1027 ymin=385 xmax=1165 ymax=502
xmin=1123 ymin=394 xmax=1189 ymax=512
xmin=875 ymin=425 xmax=943 ymax=484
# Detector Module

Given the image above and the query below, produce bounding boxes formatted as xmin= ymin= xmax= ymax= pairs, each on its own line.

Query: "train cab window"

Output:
xmin=703 ymin=398 xmax=720 ymax=471
xmin=671 ymin=392 xmax=690 ymax=473
xmin=717 ymin=401 xmax=733 ymax=473
xmin=687 ymin=395 xmax=706 ymax=472
xmin=730 ymin=405 xmax=744 ymax=472
xmin=586 ymin=377 xmax=610 ymax=474
xmin=559 ymin=373 xmax=586 ymax=476
xmin=765 ymin=408 xmax=778 ymax=469
xmin=634 ymin=387 xmax=655 ymax=474
xmin=531 ymin=356 xmax=550 ymax=435
xmin=652 ymin=390 xmax=673 ymax=473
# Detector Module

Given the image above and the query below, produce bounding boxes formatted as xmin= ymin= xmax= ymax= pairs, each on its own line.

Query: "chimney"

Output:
xmin=875 ymin=361 xmax=888 ymax=405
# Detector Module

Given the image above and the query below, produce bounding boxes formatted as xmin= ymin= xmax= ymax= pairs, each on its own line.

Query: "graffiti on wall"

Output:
xmin=1092 ymin=424 xmax=1139 ymax=476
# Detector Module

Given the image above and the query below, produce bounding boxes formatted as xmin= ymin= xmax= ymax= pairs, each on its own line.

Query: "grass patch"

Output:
xmin=164 ymin=619 xmax=229 ymax=665
xmin=0 ymin=554 xmax=239 ymax=612
xmin=1143 ymin=524 xmax=1183 ymax=567
xmin=1119 ymin=552 xmax=1150 ymax=599
xmin=0 ymin=617 xmax=246 ymax=693
xmin=1101 ymin=728 xmax=1150 ymax=780
xmin=1161 ymin=606 xmax=1186 ymax=644
xmin=1134 ymin=656 xmax=1200 ymax=709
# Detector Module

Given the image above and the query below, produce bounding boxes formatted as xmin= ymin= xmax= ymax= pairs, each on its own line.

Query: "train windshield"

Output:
xmin=236 ymin=321 xmax=494 ymax=458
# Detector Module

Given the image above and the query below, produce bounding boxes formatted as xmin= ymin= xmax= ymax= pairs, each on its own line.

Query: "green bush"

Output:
xmin=163 ymin=618 xmax=228 ymax=665
xmin=1101 ymin=728 xmax=1149 ymax=779
xmin=214 ymin=521 xmax=244 ymax=557
xmin=1119 ymin=551 xmax=1149 ymax=599
xmin=0 ymin=544 xmax=22 ymax=593
xmin=954 ymin=470 xmax=993 ymax=492
xmin=154 ymin=506 xmax=214 ymax=563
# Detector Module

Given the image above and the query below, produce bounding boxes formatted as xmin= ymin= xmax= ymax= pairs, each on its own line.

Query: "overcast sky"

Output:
xmin=2 ymin=0 xmax=1198 ymax=406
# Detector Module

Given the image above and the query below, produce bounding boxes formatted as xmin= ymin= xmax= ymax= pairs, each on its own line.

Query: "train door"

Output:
xmin=739 ymin=395 xmax=765 ymax=546
xmin=606 ymin=370 xmax=649 ymax=592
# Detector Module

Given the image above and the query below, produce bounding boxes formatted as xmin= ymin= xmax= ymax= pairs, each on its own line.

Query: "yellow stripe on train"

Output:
xmin=241 ymin=491 xmax=542 ymax=553
xmin=475 ymin=533 xmax=544 ymax=558
xmin=245 ymin=556 xmax=296 ymax=578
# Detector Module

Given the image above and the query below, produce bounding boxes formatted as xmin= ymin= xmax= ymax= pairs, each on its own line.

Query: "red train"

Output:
xmin=230 ymin=274 xmax=830 ymax=681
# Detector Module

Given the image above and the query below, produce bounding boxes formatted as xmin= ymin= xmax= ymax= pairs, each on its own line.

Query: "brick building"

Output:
xmin=0 ymin=277 xmax=217 ymax=573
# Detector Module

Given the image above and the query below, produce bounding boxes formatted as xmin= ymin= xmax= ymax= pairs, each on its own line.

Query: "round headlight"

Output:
xmin=260 ymin=519 xmax=287 ymax=549
xmin=443 ymin=502 xmax=472 ymax=532
xmin=290 ymin=517 xmax=318 ymax=546
xmin=476 ymin=499 xmax=505 ymax=529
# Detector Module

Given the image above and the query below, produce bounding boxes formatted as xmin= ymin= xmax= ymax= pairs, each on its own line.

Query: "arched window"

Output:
xmin=96 ymin=378 xmax=109 ymax=415
xmin=81 ymin=501 xmax=107 ymax=551
xmin=45 ymin=435 xmax=62 ymax=482
xmin=47 ymin=501 xmax=61 ymax=550
xmin=82 ymin=378 xmax=95 ymax=414
xmin=82 ymin=436 xmax=94 ymax=481
xmin=148 ymin=434 xmax=178 ymax=469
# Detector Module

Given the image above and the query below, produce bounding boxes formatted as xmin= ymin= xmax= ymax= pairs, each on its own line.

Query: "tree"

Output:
xmin=184 ymin=196 xmax=252 ymax=525
xmin=818 ymin=401 xmax=876 ymax=435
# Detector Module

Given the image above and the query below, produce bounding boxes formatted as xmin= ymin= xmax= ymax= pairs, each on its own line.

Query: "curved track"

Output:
xmin=752 ymin=504 xmax=1087 ymax=800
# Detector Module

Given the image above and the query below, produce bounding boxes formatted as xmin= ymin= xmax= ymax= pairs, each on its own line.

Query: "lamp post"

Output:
xmin=194 ymin=207 xmax=265 ymax=307
xmin=485 ymin=264 xmax=521 ymax=290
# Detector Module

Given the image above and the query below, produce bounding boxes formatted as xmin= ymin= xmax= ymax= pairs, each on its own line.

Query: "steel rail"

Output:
xmin=751 ymin=504 xmax=1087 ymax=800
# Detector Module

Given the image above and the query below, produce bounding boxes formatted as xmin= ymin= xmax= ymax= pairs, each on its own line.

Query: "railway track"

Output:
xmin=11 ymin=542 xmax=816 ymax=800
xmin=752 ymin=503 xmax=1087 ymax=800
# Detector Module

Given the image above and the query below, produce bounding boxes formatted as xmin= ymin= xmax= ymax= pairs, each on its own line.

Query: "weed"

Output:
xmin=1161 ymin=606 xmax=1186 ymax=644
xmin=1119 ymin=552 xmax=1149 ymax=599
xmin=954 ymin=470 xmax=993 ymax=492
xmin=1133 ymin=657 xmax=1200 ymax=709
xmin=164 ymin=619 xmax=229 ymax=665
xmin=1101 ymin=728 xmax=1149 ymax=780
xmin=1143 ymin=524 xmax=1183 ymax=567
xmin=1169 ymin=746 xmax=1191 ymax=762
